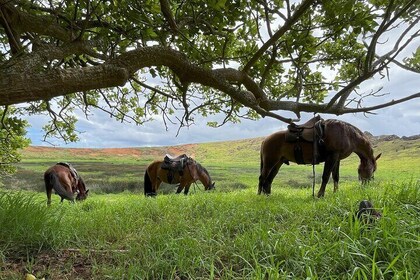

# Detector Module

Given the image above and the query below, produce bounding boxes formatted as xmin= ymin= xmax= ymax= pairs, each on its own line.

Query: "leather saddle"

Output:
xmin=56 ymin=162 xmax=79 ymax=191
xmin=161 ymin=154 xmax=189 ymax=172
xmin=285 ymin=116 xmax=325 ymax=165
xmin=286 ymin=115 xmax=324 ymax=143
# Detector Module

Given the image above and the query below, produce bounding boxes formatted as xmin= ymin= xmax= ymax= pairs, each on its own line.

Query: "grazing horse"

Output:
xmin=44 ymin=163 xmax=89 ymax=205
xmin=258 ymin=118 xmax=381 ymax=197
xmin=144 ymin=157 xmax=215 ymax=196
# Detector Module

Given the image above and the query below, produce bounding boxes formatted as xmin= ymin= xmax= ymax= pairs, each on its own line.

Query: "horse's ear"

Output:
xmin=375 ymin=153 xmax=382 ymax=161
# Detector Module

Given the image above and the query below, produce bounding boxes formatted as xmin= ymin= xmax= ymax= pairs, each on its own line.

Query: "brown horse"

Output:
xmin=258 ymin=119 xmax=381 ymax=197
xmin=144 ymin=157 xmax=215 ymax=196
xmin=44 ymin=163 xmax=89 ymax=205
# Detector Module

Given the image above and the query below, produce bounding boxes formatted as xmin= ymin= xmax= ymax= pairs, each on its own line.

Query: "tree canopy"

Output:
xmin=0 ymin=0 xmax=419 ymax=146
xmin=0 ymin=106 xmax=29 ymax=175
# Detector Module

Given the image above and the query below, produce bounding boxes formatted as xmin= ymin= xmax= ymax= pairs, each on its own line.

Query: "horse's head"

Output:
xmin=194 ymin=162 xmax=215 ymax=191
xmin=205 ymin=182 xmax=215 ymax=191
xmin=358 ymin=153 xmax=381 ymax=183
xmin=75 ymin=177 xmax=89 ymax=201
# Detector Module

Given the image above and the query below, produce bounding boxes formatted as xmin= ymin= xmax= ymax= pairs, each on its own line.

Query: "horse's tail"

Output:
xmin=259 ymin=141 xmax=265 ymax=173
xmin=257 ymin=142 xmax=264 ymax=194
xmin=44 ymin=172 xmax=74 ymax=201
xmin=144 ymin=170 xmax=153 ymax=196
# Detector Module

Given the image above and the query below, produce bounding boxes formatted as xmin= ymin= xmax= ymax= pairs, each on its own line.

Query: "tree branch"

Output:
xmin=0 ymin=0 xmax=419 ymax=128
xmin=243 ymin=0 xmax=316 ymax=73
xmin=339 ymin=92 xmax=420 ymax=114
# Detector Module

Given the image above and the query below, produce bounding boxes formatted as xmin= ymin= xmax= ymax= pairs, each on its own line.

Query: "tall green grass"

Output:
xmin=0 ymin=192 xmax=64 ymax=256
xmin=1 ymin=181 xmax=419 ymax=279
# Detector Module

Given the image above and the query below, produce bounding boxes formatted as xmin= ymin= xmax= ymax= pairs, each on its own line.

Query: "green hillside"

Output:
xmin=19 ymin=134 xmax=420 ymax=167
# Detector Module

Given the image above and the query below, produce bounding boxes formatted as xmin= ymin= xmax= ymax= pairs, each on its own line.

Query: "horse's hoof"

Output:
xmin=145 ymin=192 xmax=157 ymax=197
xmin=262 ymin=190 xmax=271 ymax=196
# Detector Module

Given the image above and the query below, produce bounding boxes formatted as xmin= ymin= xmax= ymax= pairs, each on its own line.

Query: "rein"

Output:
xmin=312 ymin=118 xmax=316 ymax=198
xmin=186 ymin=160 xmax=200 ymax=193
xmin=311 ymin=114 xmax=323 ymax=198
xmin=312 ymin=155 xmax=316 ymax=197
xmin=192 ymin=180 xmax=200 ymax=193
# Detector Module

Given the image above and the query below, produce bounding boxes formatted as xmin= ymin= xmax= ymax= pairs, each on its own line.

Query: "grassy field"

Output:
xmin=0 ymin=136 xmax=419 ymax=279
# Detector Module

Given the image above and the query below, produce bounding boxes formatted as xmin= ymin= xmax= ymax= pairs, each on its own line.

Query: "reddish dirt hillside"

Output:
xmin=22 ymin=144 xmax=199 ymax=160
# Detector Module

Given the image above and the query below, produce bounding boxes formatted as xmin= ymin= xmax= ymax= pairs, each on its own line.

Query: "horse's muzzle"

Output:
xmin=360 ymin=176 xmax=374 ymax=185
xmin=206 ymin=182 xmax=215 ymax=191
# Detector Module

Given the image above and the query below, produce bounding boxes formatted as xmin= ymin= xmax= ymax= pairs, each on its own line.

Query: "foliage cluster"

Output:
xmin=0 ymin=0 xmax=419 ymax=161
xmin=0 ymin=107 xmax=30 ymax=177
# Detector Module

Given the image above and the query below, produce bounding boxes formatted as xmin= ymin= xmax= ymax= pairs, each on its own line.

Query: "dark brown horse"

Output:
xmin=258 ymin=119 xmax=381 ymax=197
xmin=144 ymin=157 xmax=215 ymax=196
xmin=44 ymin=163 xmax=89 ymax=205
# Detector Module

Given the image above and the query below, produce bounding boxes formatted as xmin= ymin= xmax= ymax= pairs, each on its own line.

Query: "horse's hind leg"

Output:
xmin=332 ymin=160 xmax=340 ymax=192
xmin=45 ymin=176 xmax=52 ymax=206
xmin=46 ymin=186 xmax=52 ymax=206
xmin=146 ymin=181 xmax=160 ymax=197
xmin=259 ymin=161 xmax=282 ymax=195
xmin=150 ymin=181 xmax=161 ymax=196
xmin=317 ymin=154 xmax=339 ymax=198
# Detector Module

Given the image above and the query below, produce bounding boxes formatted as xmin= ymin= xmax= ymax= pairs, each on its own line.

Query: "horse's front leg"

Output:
xmin=317 ymin=154 xmax=339 ymax=198
xmin=332 ymin=160 xmax=340 ymax=192
xmin=175 ymin=183 xmax=183 ymax=194
xmin=183 ymin=184 xmax=192 ymax=195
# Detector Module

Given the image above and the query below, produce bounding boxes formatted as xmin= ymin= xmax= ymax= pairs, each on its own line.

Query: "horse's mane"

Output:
xmin=195 ymin=162 xmax=212 ymax=181
xmin=78 ymin=176 xmax=87 ymax=191
xmin=333 ymin=119 xmax=374 ymax=157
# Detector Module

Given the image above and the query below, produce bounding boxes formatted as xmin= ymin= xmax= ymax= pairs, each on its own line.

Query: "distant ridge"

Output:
xmin=26 ymin=133 xmax=419 ymax=151
xmin=21 ymin=133 xmax=420 ymax=165
xmin=22 ymin=133 xmax=419 ymax=159
xmin=364 ymin=132 xmax=420 ymax=142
